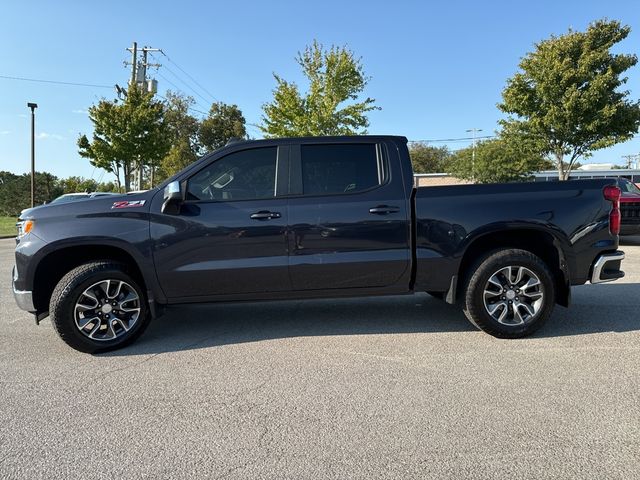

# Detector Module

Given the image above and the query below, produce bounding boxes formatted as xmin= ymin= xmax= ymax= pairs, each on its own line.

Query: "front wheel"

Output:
xmin=462 ymin=249 xmax=555 ymax=338
xmin=49 ymin=261 xmax=151 ymax=353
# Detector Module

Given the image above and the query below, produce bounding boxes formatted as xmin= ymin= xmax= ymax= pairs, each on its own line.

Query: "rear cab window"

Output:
xmin=300 ymin=143 xmax=385 ymax=196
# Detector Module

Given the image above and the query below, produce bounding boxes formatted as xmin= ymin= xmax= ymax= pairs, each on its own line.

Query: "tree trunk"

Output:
xmin=556 ymin=153 xmax=566 ymax=181
xmin=137 ymin=157 xmax=144 ymax=191
xmin=113 ymin=167 xmax=122 ymax=193
xmin=123 ymin=162 xmax=131 ymax=193
xmin=110 ymin=163 xmax=122 ymax=193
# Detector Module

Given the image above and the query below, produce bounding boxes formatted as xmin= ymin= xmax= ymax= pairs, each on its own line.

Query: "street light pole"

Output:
xmin=27 ymin=102 xmax=38 ymax=207
xmin=466 ymin=128 xmax=483 ymax=181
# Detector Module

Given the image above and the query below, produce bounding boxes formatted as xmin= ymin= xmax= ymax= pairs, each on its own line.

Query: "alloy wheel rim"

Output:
xmin=482 ymin=265 xmax=544 ymax=326
xmin=74 ymin=279 xmax=141 ymax=341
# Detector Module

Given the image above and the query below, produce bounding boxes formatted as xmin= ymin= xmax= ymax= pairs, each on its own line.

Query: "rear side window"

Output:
xmin=301 ymin=144 xmax=382 ymax=195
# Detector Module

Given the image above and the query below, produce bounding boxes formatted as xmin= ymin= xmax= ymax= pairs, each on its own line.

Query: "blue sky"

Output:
xmin=1 ymin=0 xmax=639 ymax=181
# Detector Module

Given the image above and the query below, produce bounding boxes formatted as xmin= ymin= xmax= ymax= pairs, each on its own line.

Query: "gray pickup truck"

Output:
xmin=13 ymin=136 xmax=625 ymax=353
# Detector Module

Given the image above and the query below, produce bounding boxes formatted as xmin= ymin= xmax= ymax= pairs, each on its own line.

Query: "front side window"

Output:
xmin=187 ymin=147 xmax=277 ymax=201
xmin=301 ymin=144 xmax=382 ymax=195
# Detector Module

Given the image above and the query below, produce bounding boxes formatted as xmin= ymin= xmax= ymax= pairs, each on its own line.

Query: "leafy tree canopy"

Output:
xmin=409 ymin=143 xmax=451 ymax=173
xmin=78 ymin=84 xmax=171 ymax=191
xmin=157 ymin=92 xmax=201 ymax=181
xmin=499 ymin=19 xmax=640 ymax=180
xmin=261 ymin=40 xmax=379 ymax=137
xmin=199 ymin=102 xmax=247 ymax=151
xmin=446 ymin=136 xmax=552 ymax=184
xmin=0 ymin=172 xmax=115 ymax=217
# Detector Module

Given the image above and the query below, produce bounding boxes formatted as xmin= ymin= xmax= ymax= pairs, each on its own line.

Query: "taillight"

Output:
xmin=603 ymin=185 xmax=621 ymax=235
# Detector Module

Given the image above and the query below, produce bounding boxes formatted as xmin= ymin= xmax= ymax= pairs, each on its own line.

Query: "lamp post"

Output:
xmin=27 ymin=102 xmax=38 ymax=207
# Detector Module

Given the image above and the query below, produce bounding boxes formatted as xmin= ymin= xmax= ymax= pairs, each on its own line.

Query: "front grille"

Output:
xmin=621 ymin=202 xmax=640 ymax=225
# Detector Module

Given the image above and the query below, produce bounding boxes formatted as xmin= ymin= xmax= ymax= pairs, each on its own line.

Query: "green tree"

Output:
xmin=58 ymin=176 xmax=99 ymax=193
xmin=56 ymin=176 xmax=118 ymax=193
xmin=94 ymin=180 xmax=118 ymax=192
xmin=446 ymin=137 xmax=552 ymax=184
xmin=409 ymin=143 xmax=450 ymax=173
xmin=261 ymin=40 xmax=379 ymax=137
xmin=157 ymin=91 xmax=201 ymax=181
xmin=78 ymin=84 xmax=171 ymax=191
xmin=499 ymin=19 xmax=640 ymax=180
xmin=0 ymin=172 xmax=62 ymax=216
xmin=199 ymin=102 xmax=247 ymax=151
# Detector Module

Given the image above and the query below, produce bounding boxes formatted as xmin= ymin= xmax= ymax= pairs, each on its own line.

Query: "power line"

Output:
xmin=0 ymin=74 xmax=112 ymax=89
xmin=155 ymin=94 xmax=209 ymax=117
xmin=150 ymin=55 xmax=212 ymax=109
xmin=409 ymin=135 xmax=495 ymax=143
xmin=154 ymin=72 xmax=210 ymax=113
xmin=246 ymin=123 xmax=263 ymax=137
xmin=411 ymin=132 xmax=640 ymax=145
xmin=158 ymin=50 xmax=219 ymax=103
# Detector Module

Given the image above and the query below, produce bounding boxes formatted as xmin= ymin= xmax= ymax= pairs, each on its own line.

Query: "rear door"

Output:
xmin=287 ymin=141 xmax=411 ymax=291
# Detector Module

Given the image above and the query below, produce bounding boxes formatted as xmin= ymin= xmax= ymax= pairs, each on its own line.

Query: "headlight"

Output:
xmin=16 ymin=220 xmax=34 ymax=238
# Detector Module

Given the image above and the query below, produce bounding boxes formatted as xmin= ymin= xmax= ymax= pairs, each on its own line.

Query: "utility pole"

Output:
xmin=622 ymin=154 xmax=640 ymax=169
xmin=139 ymin=47 xmax=161 ymax=89
xmin=27 ymin=102 xmax=38 ymax=207
xmin=466 ymin=128 xmax=483 ymax=181
xmin=127 ymin=42 xmax=137 ymax=86
xmin=124 ymin=42 xmax=161 ymax=190
xmin=125 ymin=43 xmax=161 ymax=91
xmin=138 ymin=46 xmax=161 ymax=189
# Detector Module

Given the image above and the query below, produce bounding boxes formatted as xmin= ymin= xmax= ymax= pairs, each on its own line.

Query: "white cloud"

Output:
xmin=37 ymin=132 xmax=64 ymax=140
xmin=72 ymin=109 xmax=88 ymax=114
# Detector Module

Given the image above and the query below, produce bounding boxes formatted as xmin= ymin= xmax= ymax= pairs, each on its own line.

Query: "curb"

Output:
xmin=0 ymin=235 xmax=16 ymax=239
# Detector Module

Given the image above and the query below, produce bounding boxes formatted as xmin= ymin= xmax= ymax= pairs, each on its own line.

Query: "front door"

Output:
xmin=151 ymin=145 xmax=291 ymax=299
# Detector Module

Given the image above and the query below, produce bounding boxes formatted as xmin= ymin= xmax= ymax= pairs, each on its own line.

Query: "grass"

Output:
xmin=0 ymin=216 xmax=17 ymax=237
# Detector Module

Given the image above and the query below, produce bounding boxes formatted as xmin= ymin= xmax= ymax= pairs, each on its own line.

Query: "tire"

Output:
xmin=462 ymin=249 xmax=555 ymax=338
xmin=50 ymin=261 xmax=151 ymax=353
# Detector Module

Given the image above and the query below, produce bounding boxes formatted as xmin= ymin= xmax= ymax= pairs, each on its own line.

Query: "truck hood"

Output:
xmin=19 ymin=191 xmax=155 ymax=221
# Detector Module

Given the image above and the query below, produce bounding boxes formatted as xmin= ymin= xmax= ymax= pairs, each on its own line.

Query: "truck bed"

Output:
xmin=413 ymin=179 xmax=617 ymax=293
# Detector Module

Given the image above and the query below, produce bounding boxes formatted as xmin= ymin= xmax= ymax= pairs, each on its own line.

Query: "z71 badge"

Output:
xmin=111 ymin=200 xmax=146 ymax=209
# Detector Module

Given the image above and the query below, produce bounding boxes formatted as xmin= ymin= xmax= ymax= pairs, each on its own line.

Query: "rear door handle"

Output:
xmin=250 ymin=211 xmax=281 ymax=220
xmin=369 ymin=205 xmax=400 ymax=215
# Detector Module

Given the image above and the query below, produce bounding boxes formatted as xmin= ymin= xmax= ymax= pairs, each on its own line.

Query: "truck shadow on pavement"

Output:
xmin=102 ymin=283 xmax=640 ymax=356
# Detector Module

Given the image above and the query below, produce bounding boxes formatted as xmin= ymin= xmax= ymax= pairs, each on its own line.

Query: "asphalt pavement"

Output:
xmin=1 ymin=237 xmax=639 ymax=479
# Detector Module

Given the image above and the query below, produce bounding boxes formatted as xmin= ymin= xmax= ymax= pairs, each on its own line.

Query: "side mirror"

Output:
xmin=161 ymin=181 xmax=183 ymax=215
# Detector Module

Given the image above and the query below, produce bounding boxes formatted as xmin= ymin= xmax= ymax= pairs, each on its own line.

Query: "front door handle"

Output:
xmin=369 ymin=205 xmax=400 ymax=215
xmin=250 ymin=211 xmax=281 ymax=220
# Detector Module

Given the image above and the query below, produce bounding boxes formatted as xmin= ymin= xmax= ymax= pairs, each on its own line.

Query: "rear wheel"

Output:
xmin=462 ymin=249 xmax=555 ymax=338
xmin=50 ymin=261 xmax=151 ymax=353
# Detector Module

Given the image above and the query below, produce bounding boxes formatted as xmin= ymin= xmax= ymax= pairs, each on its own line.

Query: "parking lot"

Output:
xmin=1 ymin=237 xmax=639 ymax=479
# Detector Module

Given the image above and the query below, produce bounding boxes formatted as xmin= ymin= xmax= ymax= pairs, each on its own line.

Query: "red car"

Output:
xmin=620 ymin=178 xmax=640 ymax=236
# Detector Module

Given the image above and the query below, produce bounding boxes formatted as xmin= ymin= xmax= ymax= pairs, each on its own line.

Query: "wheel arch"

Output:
xmin=31 ymin=241 xmax=158 ymax=316
xmin=456 ymin=226 xmax=572 ymax=307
